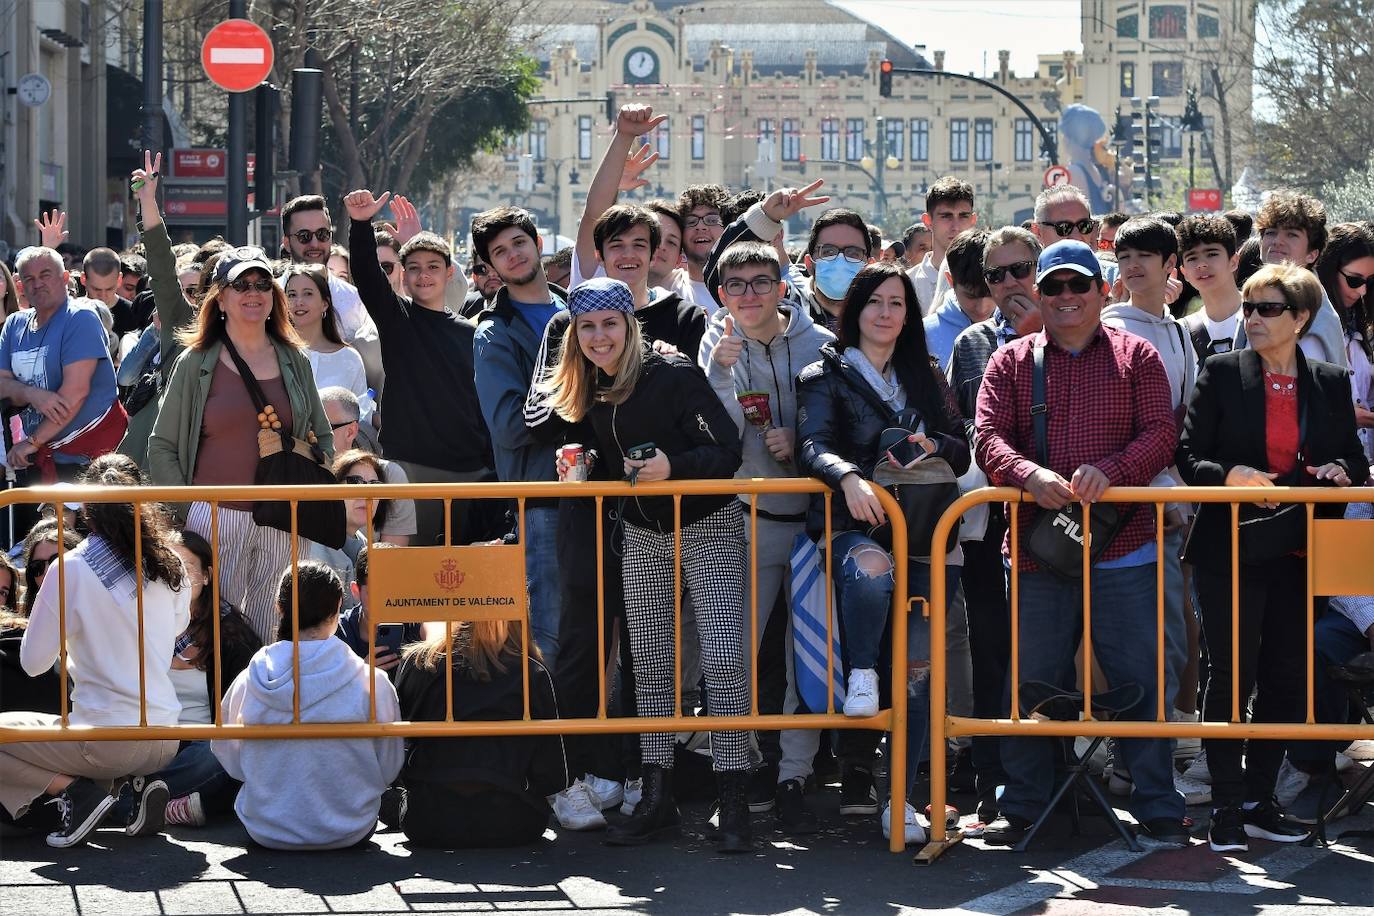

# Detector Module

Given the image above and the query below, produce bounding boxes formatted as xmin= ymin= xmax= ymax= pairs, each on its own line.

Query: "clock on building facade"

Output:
xmin=624 ymin=48 xmax=659 ymax=84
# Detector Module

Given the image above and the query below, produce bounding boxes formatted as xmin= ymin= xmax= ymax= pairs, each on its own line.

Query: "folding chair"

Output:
xmin=1304 ymin=652 xmax=1374 ymax=847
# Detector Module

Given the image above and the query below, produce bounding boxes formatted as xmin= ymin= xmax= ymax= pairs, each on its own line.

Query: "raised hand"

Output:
xmin=616 ymin=104 xmax=668 ymax=138
xmin=761 ymin=180 xmax=831 ymax=223
xmin=383 ymin=194 xmax=423 ymax=244
xmin=620 ymin=143 xmax=660 ymax=193
xmin=343 ymin=189 xmax=391 ymax=223
xmin=131 ymin=150 xmax=161 ymax=201
xmin=34 ymin=209 xmax=68 ymax=249
xmin=711 ymin=315 xmax=743 ymax=368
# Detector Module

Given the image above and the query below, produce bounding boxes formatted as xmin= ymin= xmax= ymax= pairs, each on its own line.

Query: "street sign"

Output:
xmin=201 ymin=19 xmax=274 ymax=93
xmin=1187 ymin=188 xmax=1223 ymax=211
xmin=169 ymin=148 xmax=255 ymax=182
xmin=1043 ymin=164 xmax=1071 ymax=188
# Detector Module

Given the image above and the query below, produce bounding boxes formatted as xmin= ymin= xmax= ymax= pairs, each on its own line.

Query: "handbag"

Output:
xmin=221 ymin=337 xmax=347 ymax=549
xmin=868 ymin=443 xmax=961 ymax=560
xmin=1234 ymin=399 xmax=1310 ymax=564
xmin=1025 ymin=345 xmax=1128 ymax=578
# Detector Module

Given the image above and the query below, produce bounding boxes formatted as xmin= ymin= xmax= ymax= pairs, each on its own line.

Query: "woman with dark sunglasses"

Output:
xmin=301 ymin=449 xmax=388 ymax=611
xmin=1177 ymin=263 xmax=1367 ymax=853
xmin=1315 ymin=223 xmax=1374 ymax=462
xmin=148 ymin=244 xmax=333 ymax=644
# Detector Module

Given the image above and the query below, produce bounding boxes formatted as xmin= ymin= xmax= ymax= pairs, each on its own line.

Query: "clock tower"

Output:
xmin=623 ymin=47 xmax=660 ymax=85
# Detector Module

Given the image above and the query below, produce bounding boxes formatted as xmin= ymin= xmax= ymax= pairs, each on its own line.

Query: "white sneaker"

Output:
xmin=620 ymin=777 xmax=643 ymax=816
xmin=1174 ymin=770 xmax=1212 ymax=806
xmin=881 ymin=801 xmax=927 ymax=844
xmin=549 ymin=780 xmax=606 ymax=831
xmin=843 ymin=668 xmax=880 ymax=718
xmin=1184 ymin=750 xmax=1211 ymax=783
xmin=582 ymin=773 xmax=623 ymax=810
xmin=1274 ymin=758 xmax=1310 ymax=808
xmin=1172 ymin=709 xmax=1202 ymax=761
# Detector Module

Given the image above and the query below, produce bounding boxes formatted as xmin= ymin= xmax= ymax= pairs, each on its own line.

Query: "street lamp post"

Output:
xmin=1180 ymin=88 xmax=1207 ymax=204
xmin=860 ymin=116 xmax=900 ymax=229
xmin=537 ymin=158 xmax=581 ymax=242
xmin=984 ymin=160 xmax=1002 ymax=221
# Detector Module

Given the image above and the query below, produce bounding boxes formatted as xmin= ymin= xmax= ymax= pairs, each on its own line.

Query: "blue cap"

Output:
xmin=1035 ymin=240 xmax=1102 ymax=284
xmin=568 ymin=277 xmax=635 ymax=317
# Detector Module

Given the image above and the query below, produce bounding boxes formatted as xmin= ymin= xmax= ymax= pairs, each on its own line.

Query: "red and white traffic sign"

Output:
xmin=201 ymin=19 xmax=273 ymax=93
xmin=1187 ymin=188 xmax=1223 ymax=211
xmin=1043 ymin=165 xmax=1072 ymax=188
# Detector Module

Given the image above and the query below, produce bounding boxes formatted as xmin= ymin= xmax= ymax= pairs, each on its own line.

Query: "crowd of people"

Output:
xmin=0 ymin=103 xmax=1370 ymax=858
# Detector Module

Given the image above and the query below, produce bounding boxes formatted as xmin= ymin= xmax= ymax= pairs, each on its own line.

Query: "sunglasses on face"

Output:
xmin=722 ymin=277 xmax=779 ymax=297
xmin=181 ymin=285 xmax=200 ymax=298
xmin=1342 ymin=271 xmax=1372 ymax=290
xmin=343 ymin=474 xmax=378 ymax=485
xmin=228 ymin=277 xmax=274 ymax=294
xmin=330 ymin=420 xmax=355 ymax=431
xmin=29 ymin=557 xmax=52 ymax=578
xmin=291 ymin=228 xmax=333 ymax=245
xmin=684 ymin=214 xmax=723 ymax=229
xmin=379 ymin=261 xmax=397 ymax=275
xmin=1038 ymin=218 xmax=1098 ymax=238
xmin=1241 ymin=300 xmax=1297 ymax=318
xmin=471 ymin=264 xmax=490 ymax=277
xmin=983 ymin=260 xmax=1034 ymax=285
xmin=1038 ymin=274 xmax=1098 ymax=297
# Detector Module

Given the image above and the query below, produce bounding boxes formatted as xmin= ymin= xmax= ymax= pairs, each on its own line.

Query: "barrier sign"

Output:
xmin=369 ymin=545 xmax=527 ymax=622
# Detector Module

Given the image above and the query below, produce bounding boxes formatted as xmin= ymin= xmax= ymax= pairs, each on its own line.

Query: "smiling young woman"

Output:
xmin=282 ymin=264 xmax=367 ymax=399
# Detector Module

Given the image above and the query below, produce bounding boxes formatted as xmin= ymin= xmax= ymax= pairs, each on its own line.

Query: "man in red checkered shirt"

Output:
xmin=972 ymin=240 xmax=1189 ymax=848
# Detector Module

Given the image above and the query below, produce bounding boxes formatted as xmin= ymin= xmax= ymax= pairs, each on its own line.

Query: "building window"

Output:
xmin=1120 ymin=62 xmax=1135 ymax=96
xmin=950 ymin=118 xmax=969 ymax=162
xmin=1152 ymin=61 xmax=1184 ymax=97
xmin=691 ymin=115 xmax=706 ymax=160
xmin=845 ymin=118 xmax=866 ymax=161
xmin=820 ymin=118 xmax=840 ymax=160
xmin=1014 ymin=119 xmax=1034 ymax=161
xmin=1160 ymin=120 xmax=1183 ymax=158
xmin=1202 ymin=65 xmax=1219 ymax=99
xmin=1197 ymin=13 xmax=1219 ymax=38
xmin=884 ymin=118 xmax=904 ymax=161
xmin=651 ymin=118 xmax=671 ymax=160
xmin=782 ymin=118 xmax=801 ymax=161
xmin=1149 ymin=5 xmax=1187 ymax=39
xmin=577 ymin=115 xmax=593 ymax=160
xmin=974 ymin=118 xmax=994 ymax=162
xmin=757 ymin=118 xmax=776 ymax=160
xmin=910 ymin=118 xmax=929 ymax=161
xmin=1117 ymin=14 xmax=1138 ymax=38
xmin=503 ymin=134 xmax=520 ymax=161
xmin=528 ymin=120 xmax=548 ymax=160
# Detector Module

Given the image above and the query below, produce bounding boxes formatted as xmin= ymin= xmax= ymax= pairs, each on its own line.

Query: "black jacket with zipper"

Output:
xmin=797 ymin=345 xmax=970 ymax=539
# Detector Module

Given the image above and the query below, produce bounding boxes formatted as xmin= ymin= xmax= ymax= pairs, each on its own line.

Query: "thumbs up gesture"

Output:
xmin=712 ymin=315 xmax=744 ymax=368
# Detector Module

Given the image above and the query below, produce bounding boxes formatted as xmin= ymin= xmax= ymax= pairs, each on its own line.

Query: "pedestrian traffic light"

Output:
xmin=879 ymin=59 xmax=893 ymax=98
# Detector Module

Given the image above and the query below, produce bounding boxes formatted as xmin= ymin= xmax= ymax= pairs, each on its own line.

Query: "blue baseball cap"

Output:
xmin=568 ymin=277 xmax=635 ymax=317
xmin=1035 ymin=240 xmax=1102 ymax=284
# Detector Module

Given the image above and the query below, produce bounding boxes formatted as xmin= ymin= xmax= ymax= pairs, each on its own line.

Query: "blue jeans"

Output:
xmin=110 ymin=740 xmax=237 ymax=824
xmin=523 ymin=506 xmax=561 ymax=669
xmin=999 ymin=564 xmax=1183 ymax=825
xmin=1287 ymin=610 xmax=1369 ymax=770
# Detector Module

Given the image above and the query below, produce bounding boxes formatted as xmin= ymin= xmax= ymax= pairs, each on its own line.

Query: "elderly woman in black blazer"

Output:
xmin=1177 ymin=263 xmax=1368 ymax=854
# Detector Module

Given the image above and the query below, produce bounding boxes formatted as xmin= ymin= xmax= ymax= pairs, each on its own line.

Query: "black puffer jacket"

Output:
xmin=797 ymin=345 xmax=969 ymax=538
xmin=585 ymin=352 xmax=743 ymax=531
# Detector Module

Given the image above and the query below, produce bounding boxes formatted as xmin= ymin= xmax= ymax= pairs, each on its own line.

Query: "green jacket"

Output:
xmin=147 ymin=338 xmax=334 ymax=488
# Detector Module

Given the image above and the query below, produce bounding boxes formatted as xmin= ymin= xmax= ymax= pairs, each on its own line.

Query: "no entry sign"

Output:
xmin=201 ymin=19 xmax=274 ymax=93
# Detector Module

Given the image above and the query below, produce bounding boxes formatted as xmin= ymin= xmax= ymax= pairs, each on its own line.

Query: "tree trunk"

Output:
xmin=319 ymin=58 xmax=367 ymax=190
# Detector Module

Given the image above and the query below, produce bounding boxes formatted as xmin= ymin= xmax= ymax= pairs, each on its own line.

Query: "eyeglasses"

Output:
xmin=1038 ymin=218 xmax=1098 ymax=238
xmin=291 ymin=228 xmax=333 ymax=245
xmin=722 ymin=277 xmax=779 ymax=297
xmin=684 ymin=214 xmax=723 ymax=229
xmin=1038 ymin=274 xmax=1098 ymax=297
xmin=228 ymin=277 xmax=274 ymax=294
xmin=471 ymin=264 xmax=490 ymax=277
xmin=1342 ymin=271 xmax=1372 ymax=290
xmin=379 ymin=261 xmax=397 ymax=275
xmin=181 ymin=285 xmax=200 ymax=298
xmin=28 ymin=557 xmax=51 ymax=578
xmin=343 ymin=474 xmax=379 ymax=485
xmin=330 ymin=420 xmax=356 ymax=431
xmin=815 ymin=244 xmax=867 ymax=264
xmin=1241 ymin=300 xmax=1298 ymax=318
xmin=983 ymin=260 xmax=1034 ymax=285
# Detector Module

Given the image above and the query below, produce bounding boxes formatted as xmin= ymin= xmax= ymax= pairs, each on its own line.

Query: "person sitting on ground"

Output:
xmin=0 ymin=454 xmax=190 ymax=848
xmin=0 ymin=549 xmax=63 ymax=716
xmin=334 ymin=543 xmax=419 ymax=677
xmin=395 ymin=616 xmax=568 ymax=847
xmin=212 ymin=561 xmax=403 ymax=851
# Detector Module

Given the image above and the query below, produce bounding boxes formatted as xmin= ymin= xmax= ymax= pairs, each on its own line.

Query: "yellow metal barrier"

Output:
xmin=0 ymin=479 xmax=917 ymax=853
xmin=917 ymin=485 xmax=1374 ymax=865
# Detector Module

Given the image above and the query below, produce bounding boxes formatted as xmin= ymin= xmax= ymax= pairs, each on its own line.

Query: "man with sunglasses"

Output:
xmin=1031 ymin=186 xmax=1100 ymax=250
xmin=461 ymin=257 xmax=503 ymax=319
xmin=974 ymin=239 xmax=1188 ymax=849
xmin=908 ymin=178 xmax=977 ymax=316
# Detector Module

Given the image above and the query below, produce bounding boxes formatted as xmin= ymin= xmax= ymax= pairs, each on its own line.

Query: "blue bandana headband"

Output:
xmin=568 ymin=277 xmax=635 ymax=317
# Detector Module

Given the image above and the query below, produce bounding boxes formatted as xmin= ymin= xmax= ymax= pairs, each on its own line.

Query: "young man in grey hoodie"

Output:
xmin=698 ymin=240 xmax=834 ymax=833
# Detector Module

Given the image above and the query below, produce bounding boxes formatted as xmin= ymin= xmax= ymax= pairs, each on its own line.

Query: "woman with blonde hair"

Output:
xmin=147 ymin=245 xmax=333 ymax=642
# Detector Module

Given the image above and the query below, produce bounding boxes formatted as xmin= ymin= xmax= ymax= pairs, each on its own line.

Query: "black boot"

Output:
xmin=714 ymin=770 xmax=753 ymax=854
xmin=605 ymin=764 xmax=679 ymax=846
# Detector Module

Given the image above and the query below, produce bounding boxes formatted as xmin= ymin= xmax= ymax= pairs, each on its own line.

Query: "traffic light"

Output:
xmin=605 ymin=90 xmax=616 ymax=124
xmin=799 ymin=153 xmax=807 ymax=175
xmin=879 ymin=59 xmax=893 ymax=98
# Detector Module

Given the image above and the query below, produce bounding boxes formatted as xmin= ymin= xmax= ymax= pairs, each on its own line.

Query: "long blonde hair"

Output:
xmin=177 ymin=269 xmax=306 ymax=352
xmin=402 ymin=619 xmax=532 ymax=681
xmin=544 ymin=311 xmax=646 ymax=422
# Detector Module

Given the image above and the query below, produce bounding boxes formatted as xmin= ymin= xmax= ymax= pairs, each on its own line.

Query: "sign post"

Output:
xmin=1043 ymin=164 xmax=1071 ymax=188
xmin=201 ymin=13 xmax=273 ymax=244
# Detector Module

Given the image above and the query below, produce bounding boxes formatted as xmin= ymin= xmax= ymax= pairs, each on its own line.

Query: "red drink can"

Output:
xmin=560 ymin=444 xmax=588 ymax=482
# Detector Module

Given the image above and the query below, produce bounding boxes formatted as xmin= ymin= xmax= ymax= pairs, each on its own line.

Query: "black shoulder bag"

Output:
xmin=1234 ymin=397 xmax=1309 ymax=564
xmin=221 ymin=338 xmax=347 ymax=549
xmin=1024 ymin=345 xmax=1128 ymax=578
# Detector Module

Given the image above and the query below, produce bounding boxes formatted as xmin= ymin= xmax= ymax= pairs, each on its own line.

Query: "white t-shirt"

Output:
xmin=170 ymin=664 xmax=212 ymax=725
xmin=1203 ymin=311 xmax=1240 ymax=346
xmin=909 ymin=253 xmax=943 ymax=316
xmin=380 ymin=458 xmax=417 ymax=539
xmin=307 ymin=345 xmax=367 ymax=398
xmin=328 ymin=275 xmax=379 ymax=347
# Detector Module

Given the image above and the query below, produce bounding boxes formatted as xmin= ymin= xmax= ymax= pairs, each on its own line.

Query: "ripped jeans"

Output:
xmin=830 ymin=530 xmax=961 ymax=795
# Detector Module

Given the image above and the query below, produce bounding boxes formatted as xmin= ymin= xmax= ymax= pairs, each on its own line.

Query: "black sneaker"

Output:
xmin=1139 ymin=816 xmax=1191 ymax=847
xmin=379 ymin=785 xmax=408 ymax=830
xmin=1208 ymin=806 xmax=1248 ymax=852
xmin=747 ymin=765 xmax=777 ymax=814
xmin=839 ymin=764 xmax=879 ymax=815
xmin=1242 ymin=799 xmax=1306 ymax=843
xmin=775 ymin=777 xmax=819 ymax=834
xmin=45 ymin=778 xmax=117 ymax=848
xmin=124 ymin=777 xmax=170 ymax=838
xmin=981 ymin=813 xmax=1033 ymax=847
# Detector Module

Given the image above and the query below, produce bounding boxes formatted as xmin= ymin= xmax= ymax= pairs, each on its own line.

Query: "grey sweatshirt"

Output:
xmin=698 ymin=302 xmax=836 ymax=516
xmin=213 ymin=636 xmax=403 ymax=850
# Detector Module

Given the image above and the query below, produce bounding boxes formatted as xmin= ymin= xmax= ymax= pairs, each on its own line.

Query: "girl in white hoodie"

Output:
xmin=212 ymin=561 xmax=402 ymax=850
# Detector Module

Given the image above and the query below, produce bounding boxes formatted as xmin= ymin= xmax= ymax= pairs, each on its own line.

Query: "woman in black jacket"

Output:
xmin=395 ymin=619 xmax=568 ymax=847
xmin=796 ymin=262 xmax=969 ymax=845
xmin=1176 ymin=263 xmax=1368 ymax=854
xmin=544 ymin=277 xmax=750 ymax=851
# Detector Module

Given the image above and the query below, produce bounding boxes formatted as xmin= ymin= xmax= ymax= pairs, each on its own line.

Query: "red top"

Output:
xmin=1263 ymin=371 xmax=1299 ymax=477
